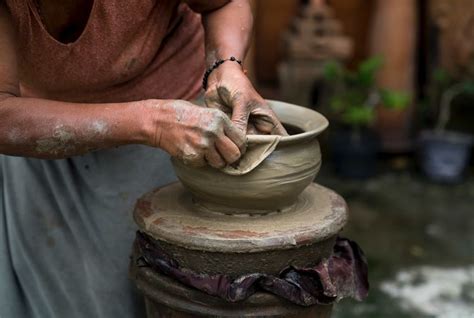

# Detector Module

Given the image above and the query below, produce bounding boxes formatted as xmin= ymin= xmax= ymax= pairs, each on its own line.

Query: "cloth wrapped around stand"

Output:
xmin=135 ymin=231 xmax=369 ymax=306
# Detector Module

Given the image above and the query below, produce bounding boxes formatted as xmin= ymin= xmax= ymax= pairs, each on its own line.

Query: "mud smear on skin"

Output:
xmin=7 ymin=128 xmax=28 ymax=144
xmin=36 ymin=124 xmax=76 ymax=155
xmin=35 ymin=120 xmax=109 ymax=156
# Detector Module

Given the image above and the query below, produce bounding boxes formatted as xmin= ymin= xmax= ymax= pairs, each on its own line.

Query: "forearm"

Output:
xmin=202 ymin=0 xmax=253 ymax=66
xmin=200 ymin=1 xmax=286 ymax=135
xmin=0 ymin=95 xmax=154 ymax=159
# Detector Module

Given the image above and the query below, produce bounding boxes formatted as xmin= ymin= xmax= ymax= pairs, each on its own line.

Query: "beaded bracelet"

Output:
xmin=202 ymin=56 xmax=243 ymax=90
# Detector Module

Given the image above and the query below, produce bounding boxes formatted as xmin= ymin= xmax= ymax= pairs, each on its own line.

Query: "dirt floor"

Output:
xmin=316 ymin=165 xmax=474 ymax=317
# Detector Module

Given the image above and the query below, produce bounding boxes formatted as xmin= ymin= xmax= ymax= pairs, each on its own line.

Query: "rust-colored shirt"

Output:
xmin=5 ymin=0 xmax=207 ymax=102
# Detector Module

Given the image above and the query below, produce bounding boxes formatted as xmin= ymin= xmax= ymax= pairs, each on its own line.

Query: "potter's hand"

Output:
xmin=205 ymin=62 xmax=288 ymax=135
xmin=148 ymin=100 xmax=246 ymax=168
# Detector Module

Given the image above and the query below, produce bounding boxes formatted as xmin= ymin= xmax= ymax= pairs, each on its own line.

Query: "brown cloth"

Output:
xmin=4 ymin=0 xmax=222 ymax=103
xmin=135 ymin=231 xmax=369 ymax=306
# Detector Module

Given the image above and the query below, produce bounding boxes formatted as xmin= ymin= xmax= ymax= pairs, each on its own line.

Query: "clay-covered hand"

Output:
xmin=147 ymin=100 xmax=246 ymax=168
xmin=205 ymin=62 xmax=288 ymax=135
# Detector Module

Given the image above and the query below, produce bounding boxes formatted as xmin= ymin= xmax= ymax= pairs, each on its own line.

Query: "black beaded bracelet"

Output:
xmin=202 ymin=56 xmax=243 ymax=90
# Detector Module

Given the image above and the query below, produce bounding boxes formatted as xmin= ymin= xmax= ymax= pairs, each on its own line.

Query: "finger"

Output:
xmin=206 ymin=99 xmax=229 ymax=114
xmin=247 ymin=122 xmax=259 ymax=134
xmin=253 ymin=112 xmax=288 ymax=136
xmin=181 ymin=153 xmax=206 ymax=167
xmin=215 ymin=135 xmax=241 ymax=164
xmin=205 ymin=145 xmax=226 ymax=169
xmin=205 ymin=89 xmax=231 ymax=114
xmin=252 ymin=116 xmax=274 ymax=134
xmin=270 ymin=116 xmax=288 ymax=135
xmin=229 ymin=97 xmax=250 ymax=133
xmin=246 ymin=100 xmax=287 ymax=135
xmin=222 ymin=116 xmax=246 ymax=153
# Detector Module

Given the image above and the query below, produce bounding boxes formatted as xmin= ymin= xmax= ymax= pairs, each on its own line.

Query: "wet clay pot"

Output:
xmin=171 ymin=100 xmax=329 ymax=214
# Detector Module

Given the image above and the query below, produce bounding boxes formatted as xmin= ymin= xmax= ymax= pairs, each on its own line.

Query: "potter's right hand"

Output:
xmin=146 ymin=100 xmax=246 ymax=168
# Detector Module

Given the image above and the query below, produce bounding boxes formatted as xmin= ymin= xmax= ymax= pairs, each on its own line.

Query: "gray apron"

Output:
xmin=0 ymin=145 xmax=176 ymax=317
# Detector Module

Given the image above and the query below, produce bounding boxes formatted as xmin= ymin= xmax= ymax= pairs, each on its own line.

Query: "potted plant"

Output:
xmin=418 ymin=70 xmax=474 ymax=183
xmin=323 ymin=57 xmax=410 ymax=178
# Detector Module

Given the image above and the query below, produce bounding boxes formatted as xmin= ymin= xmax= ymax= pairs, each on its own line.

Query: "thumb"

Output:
xmin=205 ymin=88 xmax=230 ymax=114
xmin=230 ymin=98 xmax=250 ymax=133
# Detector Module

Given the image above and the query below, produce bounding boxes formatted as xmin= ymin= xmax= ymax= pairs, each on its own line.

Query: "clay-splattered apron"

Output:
xmin=0 ymin=147 xmax=176 ymax=317
xmin=0 ymin=0 xmax=208 ymax=316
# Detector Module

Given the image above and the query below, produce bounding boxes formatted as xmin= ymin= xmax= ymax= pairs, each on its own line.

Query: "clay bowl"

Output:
xmin=171 ymin=100 xmax=329 ymax=215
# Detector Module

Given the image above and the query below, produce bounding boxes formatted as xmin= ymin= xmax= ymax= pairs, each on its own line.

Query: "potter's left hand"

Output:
xmin=205 ymin=62 xmax=288 ymax=136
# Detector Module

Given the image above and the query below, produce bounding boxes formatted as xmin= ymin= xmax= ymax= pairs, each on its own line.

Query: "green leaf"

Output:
xmin=330 ymin=96 xmax=345 ymax=112
xmin=345 ymin=89 xmax=368 ymax=106
xmin=329 ymin=89 xmax=368 ymax=114
xmin=380 ymin=90 xmax=411 ymax=110
xmin=357 ymin=56 xmax=383 ymax=87
xmin=323 ymin=61 xmax=343 ymax=81
xmin=433 ymin=68 xmax=450 ymax=84
xmin=341 ymin=106 xmax=375 ymax=126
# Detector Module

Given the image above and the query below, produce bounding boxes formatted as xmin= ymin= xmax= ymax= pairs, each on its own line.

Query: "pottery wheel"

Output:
xmin=134 ymin=182 xmax=348 ymax=275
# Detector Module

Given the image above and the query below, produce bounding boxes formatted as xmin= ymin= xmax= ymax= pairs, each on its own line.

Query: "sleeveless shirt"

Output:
xmin=5 ymin=0 xmax=205 ymax=102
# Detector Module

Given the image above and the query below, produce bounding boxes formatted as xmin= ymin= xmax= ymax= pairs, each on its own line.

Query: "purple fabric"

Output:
xmin=135 ymin=231 xmax=369 ymax=306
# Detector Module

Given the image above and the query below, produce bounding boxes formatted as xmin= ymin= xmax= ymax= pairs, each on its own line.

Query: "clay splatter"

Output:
xmin=36 ymin=124 xmax=76 ymax=155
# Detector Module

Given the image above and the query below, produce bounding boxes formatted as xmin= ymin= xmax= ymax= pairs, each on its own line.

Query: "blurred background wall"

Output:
xmin=244 ymin=2 xmax=474 ymax=317
xmin=245 ymin=0 xmax=474 ymax=152
xmin=252 ymin=0 xmax=374 ymax=84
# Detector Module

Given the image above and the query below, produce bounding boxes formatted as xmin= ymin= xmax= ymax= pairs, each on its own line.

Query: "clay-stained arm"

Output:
xmin=0 ymin=4 xmax=153 ymax=158
xmin=193 ymin=0 xmax=252 ymax=68
xmin=194 ymin=0 xmax=287 ymax=135
xmin=0 ymin=4 xmax=244 ymax=165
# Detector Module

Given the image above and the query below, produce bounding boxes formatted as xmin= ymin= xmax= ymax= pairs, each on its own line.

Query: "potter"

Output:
xmin=0 ymin=1 xmax=287 ymax=317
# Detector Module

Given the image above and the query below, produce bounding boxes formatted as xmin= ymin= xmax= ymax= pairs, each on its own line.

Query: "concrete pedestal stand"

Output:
xmin=130 ymin=182 xmax=348 ymax=317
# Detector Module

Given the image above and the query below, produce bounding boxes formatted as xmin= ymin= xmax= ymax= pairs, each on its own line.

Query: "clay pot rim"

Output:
xmin=247 ymin=100 xmax=329 ymax=146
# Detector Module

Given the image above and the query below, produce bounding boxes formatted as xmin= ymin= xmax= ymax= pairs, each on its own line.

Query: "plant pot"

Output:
xmin=418 ymin=130 xmax=473 ymax=183
xmin=330 ymin=129 xmax=380 ymax=179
